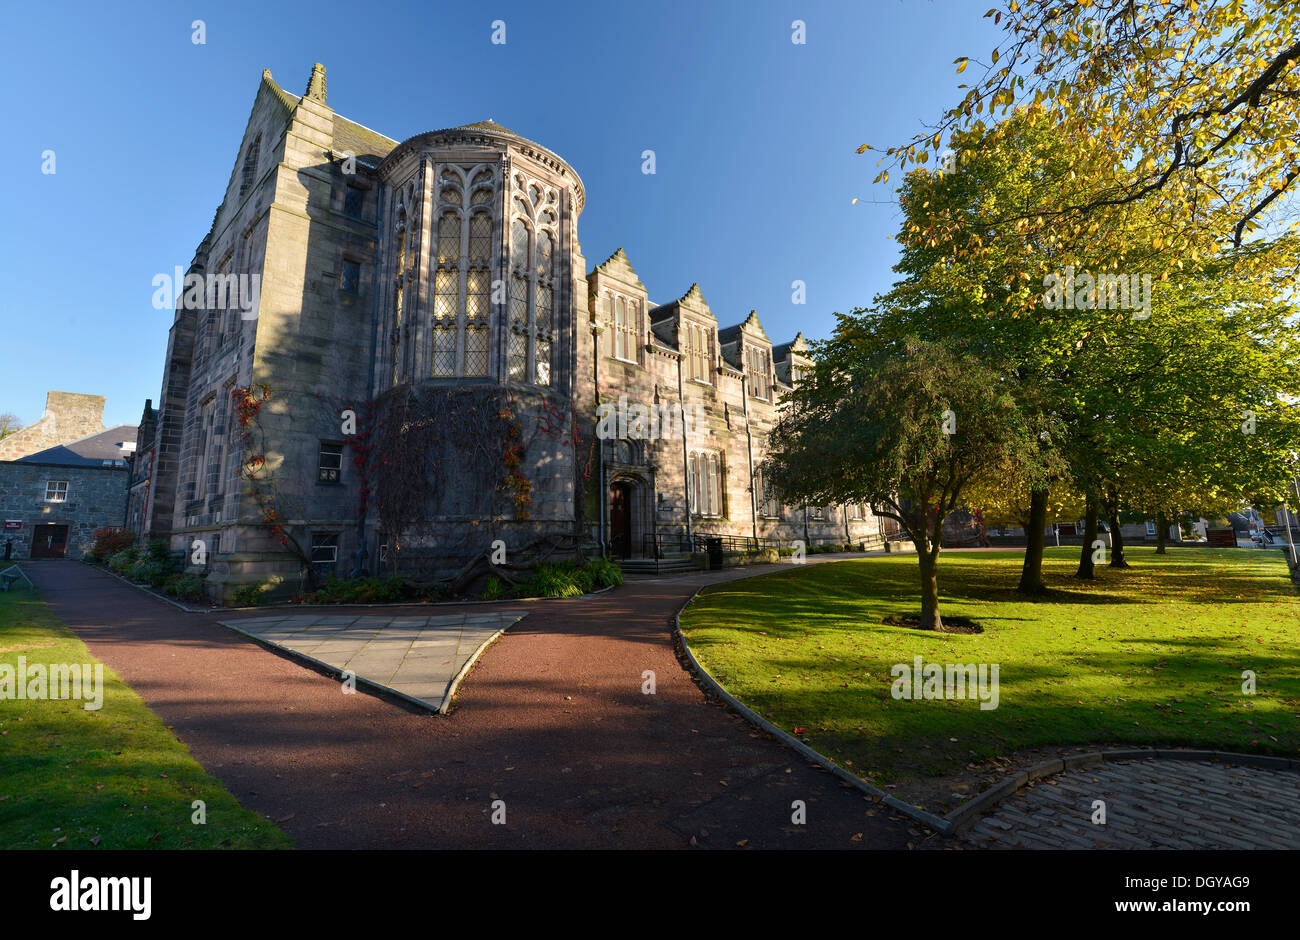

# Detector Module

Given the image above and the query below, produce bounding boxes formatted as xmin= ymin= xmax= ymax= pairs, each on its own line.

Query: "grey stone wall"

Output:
xmin=0 ymin=462 xmax=128 ymax=559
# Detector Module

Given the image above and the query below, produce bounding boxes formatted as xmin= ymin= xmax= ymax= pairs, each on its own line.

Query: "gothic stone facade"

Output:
xmin=136 ymin=64 xmax=882 ymax=600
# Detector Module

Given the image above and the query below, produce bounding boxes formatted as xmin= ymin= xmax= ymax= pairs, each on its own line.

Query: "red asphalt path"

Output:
xmin=21 ymin=560 xmax=917 ymax=850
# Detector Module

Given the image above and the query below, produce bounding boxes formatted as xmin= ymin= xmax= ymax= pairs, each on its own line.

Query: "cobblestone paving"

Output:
xmin=964 ymin=759 xmax=1300 ymax=849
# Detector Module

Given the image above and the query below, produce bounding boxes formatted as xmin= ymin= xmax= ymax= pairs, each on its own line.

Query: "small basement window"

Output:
xmin=311 ymin=533 xmax=339 ymax=572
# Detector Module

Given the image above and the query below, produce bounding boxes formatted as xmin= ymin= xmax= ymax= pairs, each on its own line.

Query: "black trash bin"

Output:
xmin=705 ymin=537 xmax=723 ymax=571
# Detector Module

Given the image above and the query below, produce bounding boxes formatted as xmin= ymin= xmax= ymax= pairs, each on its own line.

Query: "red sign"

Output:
xmin=3 ymin=521 xmax=21 ymax=530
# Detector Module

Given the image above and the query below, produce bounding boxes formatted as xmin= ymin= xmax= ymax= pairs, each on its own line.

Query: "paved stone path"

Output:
xmin=965 ymin=758 xmax=1300 ymax=849
xmin=220 ymin=612 xmax=527 ymax=712
xmin=21 ymin=557 xmax=916 ymax=849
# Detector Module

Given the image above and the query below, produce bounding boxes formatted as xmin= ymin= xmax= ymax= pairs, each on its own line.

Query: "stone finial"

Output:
xmin=305 ymin=62 xmax=327 ymax=102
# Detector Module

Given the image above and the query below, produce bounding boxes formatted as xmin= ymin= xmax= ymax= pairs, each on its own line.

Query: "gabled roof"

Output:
xmin=677 ymin=283 xmax=710 ymax=310
xmin=718 ymin=310 xmax=771 ymax=346
xmin=590 ymin=248 xmax=648 ymax=293
xmin=261 ymin=68 xmax=398 ymax=167
xmin=772 ymin=331 xmax=812 ymax=362
xmin=16 ymin=425 xmax=138 ymax=467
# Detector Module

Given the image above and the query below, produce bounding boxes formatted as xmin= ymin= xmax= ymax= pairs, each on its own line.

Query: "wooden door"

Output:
xmin=31 ymin=524 xmax=69 ymax=558
xmin=610 ymin=482 xmax=632 ymax=559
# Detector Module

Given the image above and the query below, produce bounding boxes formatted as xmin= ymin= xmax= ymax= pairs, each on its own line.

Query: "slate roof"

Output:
xmin=16 ymin=425 xmax=138 ymax=467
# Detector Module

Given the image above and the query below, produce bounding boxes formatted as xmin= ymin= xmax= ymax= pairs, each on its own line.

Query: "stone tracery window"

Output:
xmin=745 ymin=344 xmax=771 ymax=399
xmin=611 ymin=294 xmax=639 ymax=363
xmin=432 ymin=164 xmax=496 ymax=378
xmin=685 ymin=322 xmax=712 ymax=383
xmin=240 ymin=133 xmax=261 ymax=198
xmin=509 ymin=172 xmax=560 ymax=386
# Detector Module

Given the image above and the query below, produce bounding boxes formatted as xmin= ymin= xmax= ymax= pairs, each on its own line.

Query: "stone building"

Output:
xmin=0 ymin=422 xmax=135 ymax=560
xmin=135 ymin=63 xmax=882 ymax=600
xmin=0 ymin=391 xmax=109 ymax=461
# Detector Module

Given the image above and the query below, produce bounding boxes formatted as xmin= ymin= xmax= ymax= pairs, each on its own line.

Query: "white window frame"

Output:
xmin=310 ymin=533 xmax=339 ymax=571
xmin=45 ymin=480 xmax=68 ymax=502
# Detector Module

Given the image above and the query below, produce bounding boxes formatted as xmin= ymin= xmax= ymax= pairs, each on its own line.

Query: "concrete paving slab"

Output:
xmin=219 ymin=611 xmax=526 ymax=711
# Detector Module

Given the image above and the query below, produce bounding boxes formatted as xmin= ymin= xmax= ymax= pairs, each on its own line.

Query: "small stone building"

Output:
xmin=0 ymin=423 xmax=135 ymax=560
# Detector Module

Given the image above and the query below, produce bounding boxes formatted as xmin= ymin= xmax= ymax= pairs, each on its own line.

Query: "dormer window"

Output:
xmin=745 ymin=344 xmax=771 ymax=399
xmin=612 ymin=295 xmax=639 ymax=363
xmin=685 ymin=321 xmax=712 ymax=383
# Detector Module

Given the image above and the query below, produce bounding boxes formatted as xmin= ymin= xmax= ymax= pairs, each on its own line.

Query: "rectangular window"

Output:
xmin=45 ymin=480 xmax=68 ymax=502
xmin=343 ymin=184 xmax=365 ymax=218
xmin=695 ymin=453 xmax=722 ymax=517
xmin=1145 ymin=521 xmax=1157 ymax=536
xmin=341 ymin=259 xmax=361 ymax=293
xmin=689 ymin=454 xmax=700 ymax=514
xmin=318 ymin=443 xmax=343 ymax=483
xmin=311 ymin=533 xmax=339 ymax=573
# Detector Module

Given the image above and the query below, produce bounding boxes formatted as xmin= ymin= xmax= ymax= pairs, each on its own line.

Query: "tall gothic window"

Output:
xmin=391 ymin=204 xmax=408 ymax=385
xmin=240 ymin=133 xmax=261 ymax=198
xmin=690 ymin=451 xmax=722 ymax=517
xmin=433 ymin=165 xmax=496 ymax=378
xmin=613 ymin=295 xmax=638 ymax=362
xmin=686 ymin=322 xmax=712 ymax=383
xmin=689 ymin=454 xmax=700 ymax=513
xmin=508 ymin=215 xmax=530 ymax=381
xmin=745 ymin=345 xmax=770 ymax=399
xmin=509 ymin=173 xmax=560 ymax=386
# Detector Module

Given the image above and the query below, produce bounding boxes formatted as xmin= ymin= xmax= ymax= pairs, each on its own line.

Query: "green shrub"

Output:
xmin=128 ymin=558 xmax=171 ymax=588
xmin=107 ymin=548 xmax=139 ymax=574
xmin=232 ymin=583 xmax=270 ymax=606
xmin=481 ymin=577 xmax=509 ymax=601
xmin=302 ymin=575 xmax=416 ymax=605
xmin=585 ymin=557 xmax=623 ymax=589
xmin=146 ymin=539 xmax=171 ymax=561
xmin=566 ymin=562 xmax=595 ymax=594
xmin=526 ymin=563 xmax=584 ymax=598
xmin=163 ymin=573 xmax=207 ymax=602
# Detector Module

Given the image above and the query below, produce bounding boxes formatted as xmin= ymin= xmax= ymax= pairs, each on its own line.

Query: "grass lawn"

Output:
xmin=680 ymin=547 xmax=1300 ymax=803
xmin=0 ymin=587 xmax=293 ymax=849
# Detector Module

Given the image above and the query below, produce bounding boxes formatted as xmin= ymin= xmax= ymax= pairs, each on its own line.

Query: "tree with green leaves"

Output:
xmin=866 ymin=0 xmax=1299 ymax=263
xmin=763 ymin=332 xmax=1041 ymax=631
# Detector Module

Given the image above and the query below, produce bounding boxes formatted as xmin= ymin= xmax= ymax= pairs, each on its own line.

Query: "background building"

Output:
xmin=0 ymin=396 xmax=135 ymax=560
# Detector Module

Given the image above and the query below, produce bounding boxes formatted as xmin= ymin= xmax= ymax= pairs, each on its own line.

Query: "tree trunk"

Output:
xmin=1017 ymin=487 xmax=1049 ymax=594
xmin=1076 ymin=493 xmax=1099 ymax=578
xmin=1108 ymin=509 xmax=1130 ymax=568
xmin=1155 ymin=511 xmax=1168 ymax=555
xmin=916 ymin=539 xmax=943 ymax=630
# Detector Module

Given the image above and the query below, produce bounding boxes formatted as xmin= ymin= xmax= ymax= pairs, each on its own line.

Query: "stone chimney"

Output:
xmin=0 ymin=391 xmax=107 ymax=461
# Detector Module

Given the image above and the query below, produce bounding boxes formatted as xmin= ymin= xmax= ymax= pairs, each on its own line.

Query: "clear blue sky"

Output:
xmin=0 ymin=0 xmax=1000 ymax=429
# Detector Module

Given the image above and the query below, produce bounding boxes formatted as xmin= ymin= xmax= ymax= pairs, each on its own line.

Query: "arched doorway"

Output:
xmin=609 ymin=481 xmax=633 ymax=558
